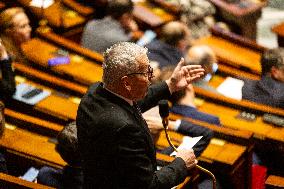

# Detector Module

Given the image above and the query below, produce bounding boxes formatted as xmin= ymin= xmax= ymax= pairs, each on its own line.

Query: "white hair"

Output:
xmin=103 ymin=42 xmax=148 ymax=87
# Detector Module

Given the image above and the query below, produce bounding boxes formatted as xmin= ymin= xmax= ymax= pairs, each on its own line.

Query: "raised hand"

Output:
xmin=166 ymin=58 xmax=204 ymax=93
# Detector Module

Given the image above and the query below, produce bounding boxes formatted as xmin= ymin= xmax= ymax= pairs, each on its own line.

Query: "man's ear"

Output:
xmin=121 ymin=76 xmax=131 ymax=91
xmin=271 ymin=66 xmax=279 ymax=80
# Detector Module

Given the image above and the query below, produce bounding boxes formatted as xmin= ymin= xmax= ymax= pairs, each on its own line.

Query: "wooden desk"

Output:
xmin=210 ymin=0 xmax=266 ymax=40
xmin=0 ymin=125 xmax=66 ymax=169
xmin=10 ymin=75 xmax=79 ymax=123
xmin=13 ymin=62 xmax=87 ymax=97
xmin=133 ymin=2 xmax=175 ymax=28
xmin=62 ymin=0 xmax=94 ymax=17
xmin=5 ymin=108 xmax=62 ymax=138
xmin=206 ymin=75 xmax=284 ymax=116
xmin=265 ymin=175 xmax=284 ymax=189
xmin=0 ymin=173 xmax=54 ymax=189
xmin=195 ymin=96 xmax=284 ymax=144
xmin=157 ymin=131 xmax=250 ymax=189
xmin=194 ymin=35 xmax=261 ymax=74
xmin=21 ymin=38 xmax=103 ymax=86
xmin=17 ymin=0 xmax=86 ymax=29
xmin=272 ymin=22 xmax=284 ymax=47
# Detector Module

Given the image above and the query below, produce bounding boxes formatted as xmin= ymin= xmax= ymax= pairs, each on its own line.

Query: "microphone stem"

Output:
xmin=162 ymin=118 xmax=217 ymax=189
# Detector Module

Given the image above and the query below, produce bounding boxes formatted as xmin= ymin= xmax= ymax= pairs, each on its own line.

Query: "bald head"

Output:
xmin=187 ymin=45 xmax=216 ymax=75
xmin=160 ymin=21 xmax=191 ymax=50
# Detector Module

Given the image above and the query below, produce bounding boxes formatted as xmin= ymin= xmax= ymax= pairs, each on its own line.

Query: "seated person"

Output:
xmin=37 ymin=122 xmax=83 ymax=189
xmin=179 ymin=0 xmax=216 ymax=39
xmin=81 ymin=0 xmax=139 ymax=53
xmin=146 ymin=21 xmax=191 ymax=68
xmin=158 ymin=66 xmax=221 ymax=125
xmin=0 ymin=40 xmax=16 ymax=101
xmin=0 ymin=101 xmax=8 ymax=173
xmin=0 ymin=7 xmax=31 ymax=64
xmin=242 ymin=48 xmax=284 ymax=108
xmin=186 ymin=45 xmax=219 ymax=93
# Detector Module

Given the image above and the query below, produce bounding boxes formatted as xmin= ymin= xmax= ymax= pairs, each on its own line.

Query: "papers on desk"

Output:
xmin=13 ymin=83 xmax=51 ymax=105
xmin=217 ymin=77 xmax=244 ymax=100
xmin=30 ymin=0 xmax=54 ymax=8
xmin=170 ymin=136 xmax=203 ymax=156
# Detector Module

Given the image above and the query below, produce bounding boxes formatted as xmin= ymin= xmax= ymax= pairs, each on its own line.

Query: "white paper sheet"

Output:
xmin=13 ymin=83 xmax=51 ymax=105
xmin=170 ymin=136 xmax=203 ymax=156
xmin=217 ymin=77 xmax=244 ymax=100
xmin=30 ymin=0 xmax=54 ymax=8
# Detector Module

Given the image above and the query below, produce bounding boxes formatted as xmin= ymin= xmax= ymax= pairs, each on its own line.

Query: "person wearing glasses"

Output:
xmin=0 ymin=7 xmax=31 ymax=64
xmin=76 ymin=42 xmax=204 ymax=188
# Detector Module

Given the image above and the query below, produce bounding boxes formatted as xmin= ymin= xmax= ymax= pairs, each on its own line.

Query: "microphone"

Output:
xmin=158 ymin=100 xmax=217 ymax=189
xmin=158 ymin=100 xmax=169 ymax=129
xmin=158 ymin=100 xmax=177 ymax=151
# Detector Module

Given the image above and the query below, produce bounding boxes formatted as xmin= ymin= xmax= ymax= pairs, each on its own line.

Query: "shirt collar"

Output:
xmin=104 ymin=86 xmax=133 ymax=106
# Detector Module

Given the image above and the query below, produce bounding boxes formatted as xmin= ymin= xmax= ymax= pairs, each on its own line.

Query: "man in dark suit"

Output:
xmin=242 ymin=48 xmax=284 ymax=108
xmin=76 ymin=42 xmax=204 ymax=188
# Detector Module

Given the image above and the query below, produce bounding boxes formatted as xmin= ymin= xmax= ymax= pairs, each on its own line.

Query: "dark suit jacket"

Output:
xmin=146 ymin=40 xmax=183 ymax=68
xmin=37 ymin=166 xmax=83 ymax=189
xmin=242 ymin=76 xmax=284 ymax=108
xmin=0 ymin=57 xmax=16 ymax=101
xmin=170 ymin=104 xmax=221 ymax=126
xmin=76 ymin=82 xmax=188 ymax=189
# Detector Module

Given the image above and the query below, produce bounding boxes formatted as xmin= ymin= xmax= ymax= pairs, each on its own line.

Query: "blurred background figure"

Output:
xmin=37 ymin=122 xmax=83 ymax=189
xmin=0 ymin=7 xmax=31 ymax=64
xmin=146 ymin=21 xmax=191 ymax=69
xmin=81 ymin=0 xmax=139 ymax=53
xmin=0 ymin=39 xmax=16 ymax=102
xmin=179 ymin=0 xmax=216 ymax=39
xmin=158 ymin=66 xmax=221 ymax=126
xmin=186 ymin=45 xmax=219 ymax=93
xmin=242 ymin=48 xmax=284 ymax=108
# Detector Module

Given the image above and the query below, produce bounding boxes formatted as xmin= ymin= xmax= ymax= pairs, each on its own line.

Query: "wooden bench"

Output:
xmin=156 ymin=129 xmax=252 ymax=189
xmin=17 ymin=0 xmax=88 ymax=33
xmin=194 ymin=34 xmax=261 ymax=75
xmin=1 ymin=124 xmax=66 ymax=171
xmin=13 ymin=62 xmax=87 ymax=97
xmin=21 ymin=37 xmax=102 ymax=86
xmin=194 ymin=74 xmax=284 ymax=117
xmin=266 ymin=175 xmax=284 ymax=189
xmin=4 ymin=108 xmax=62 ymax=138
xmin=2 ymin=119 xmax=196 ymax=189
xmin=133 ymin=1 xmax=175 ymax=29
xmin=0 ymin=173 xmax=54 ymax=189
xmin=4 ymin=75 xmax=79 ymax=124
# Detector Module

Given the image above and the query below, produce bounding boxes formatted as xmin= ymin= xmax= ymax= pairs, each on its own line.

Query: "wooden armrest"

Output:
xmin=266 ymin=175 xmax=284 ymax=188
xmin=0 ymin=173 xmax=55 ymax=189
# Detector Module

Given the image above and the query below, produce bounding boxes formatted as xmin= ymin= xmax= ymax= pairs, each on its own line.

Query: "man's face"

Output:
xmin=127 ymin=54 xmax=152 ymax=101
xmin=8 ymin=12 xmax=31 ymax=44
xmin=272 ymin=66 xmax=284 ymax=83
